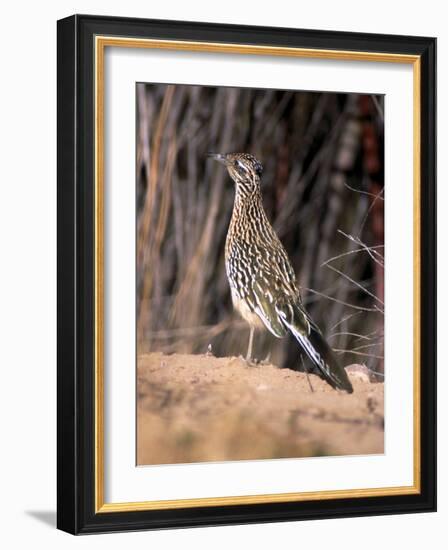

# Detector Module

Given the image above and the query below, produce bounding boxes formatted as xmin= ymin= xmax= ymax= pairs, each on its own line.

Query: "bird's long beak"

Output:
xmin=207 ymin=152 xmax=227 ymax=165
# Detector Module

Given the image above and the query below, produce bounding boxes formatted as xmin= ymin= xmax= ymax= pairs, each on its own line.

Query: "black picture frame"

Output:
xmin=57 ymin=14 xmax=436 ymax=534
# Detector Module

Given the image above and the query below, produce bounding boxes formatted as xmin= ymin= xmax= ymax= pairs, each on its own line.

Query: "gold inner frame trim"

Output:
xmin=94 ymin=35 xmax=421 ymax=514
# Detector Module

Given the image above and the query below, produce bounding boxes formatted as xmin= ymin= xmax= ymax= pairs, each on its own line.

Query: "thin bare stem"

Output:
xmin=323 ymin=263 xmax=384 ymax=307
xmin=359 ymin=185 xmax=385 ymax=234
xmin=344 ymin=181 xmax=384 ymax=201
xmin=322 ymin=245 xmax=384 ymax=268
xmin=350 ymin=342 xmax=384 ymax=352
xmin=328 ymin=331 xmax=372 ymax=341
xmin=304 ymin=288 xmax=381 ymax=313
xmin=333 ymin=349 xmax=384 ymax=360
xmin=337 ymin=230 xmax=384 ymax=265
xmin=330 ymin=311 xmax=363 ymax=331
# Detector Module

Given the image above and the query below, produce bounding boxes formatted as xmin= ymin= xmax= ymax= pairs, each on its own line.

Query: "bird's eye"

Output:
xmin=234 ymin=160 xmax=246 ymax=173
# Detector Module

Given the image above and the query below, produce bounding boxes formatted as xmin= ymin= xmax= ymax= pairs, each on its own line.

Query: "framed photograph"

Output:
xmin=57 ymin=14 xmax=436 ymax=534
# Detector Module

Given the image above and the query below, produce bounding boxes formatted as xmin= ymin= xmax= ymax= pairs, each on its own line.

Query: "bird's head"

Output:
xmin=208 ymin=152 xmax=263 ymax=197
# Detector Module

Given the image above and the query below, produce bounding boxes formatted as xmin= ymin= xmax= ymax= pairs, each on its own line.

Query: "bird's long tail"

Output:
xmin=283 ymin=316 xmax=353 ymax=393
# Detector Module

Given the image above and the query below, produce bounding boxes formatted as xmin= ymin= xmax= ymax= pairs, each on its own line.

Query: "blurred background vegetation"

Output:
xmin=136 ymin=83 xmax=384 ymax=377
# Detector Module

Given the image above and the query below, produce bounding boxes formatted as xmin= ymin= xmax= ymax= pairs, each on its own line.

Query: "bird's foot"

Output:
xmin=240 ymin=352 xmax=271 ymax=366
xmin=239 ymin=354 xmax=258 ymax=367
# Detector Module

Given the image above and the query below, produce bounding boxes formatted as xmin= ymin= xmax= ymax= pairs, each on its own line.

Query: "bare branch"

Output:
xmin=333 ymin=349 xmax=384 ymax=360
xmin=304 ymin=287 xmax=381 ymax=313
xmin=328 ymin=331 xmax=373 ymax=341
xmin=359 ymin=185 xmax=385 ymax=234
xmin=330 ymin=311 xmax=363 ymax=331
xmin=322 ymin=244 xmax=384 ymax=268
xmin=323 ymin=262 xmax=384 ymax=307
xmin=337 ymin=230 xmax=384 ymax=265
xmin=344 ymin=181 xmax=384 ymax=201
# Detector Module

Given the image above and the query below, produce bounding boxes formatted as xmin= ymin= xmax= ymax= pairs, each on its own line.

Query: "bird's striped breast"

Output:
xmin=225 ymin=194 xmax=301 ymax=337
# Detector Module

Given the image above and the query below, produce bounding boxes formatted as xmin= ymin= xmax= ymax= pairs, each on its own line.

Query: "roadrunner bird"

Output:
xmin=208 ymin=152 xmax=353 ymax=393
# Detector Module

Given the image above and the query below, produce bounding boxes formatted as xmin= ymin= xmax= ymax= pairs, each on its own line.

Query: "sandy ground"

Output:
xmin=137 ymin=352 xmax=384 ymax=465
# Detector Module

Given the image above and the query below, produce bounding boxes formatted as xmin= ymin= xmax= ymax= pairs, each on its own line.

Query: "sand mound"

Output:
xmin=137 ymin=352 xmax=384 ymax=465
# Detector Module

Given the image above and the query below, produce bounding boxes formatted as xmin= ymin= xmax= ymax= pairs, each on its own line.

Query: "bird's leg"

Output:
xmin=245 ymin=326 xmax=255 ymax=362
xmin=260 ymin=351 xmax=271 ymax=365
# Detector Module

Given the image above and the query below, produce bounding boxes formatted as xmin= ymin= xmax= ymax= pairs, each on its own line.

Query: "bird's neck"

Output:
xmin=232 ymin=187 xmax=263 ymax=216
xmin=233 ymin=175 xmax=262 ymax=205
xmin=227 ymin=186 xmax=269 ymax=246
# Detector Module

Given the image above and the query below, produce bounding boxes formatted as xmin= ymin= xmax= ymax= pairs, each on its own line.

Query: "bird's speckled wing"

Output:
xmin=226 ymin=236 xmax=302 ymax=338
